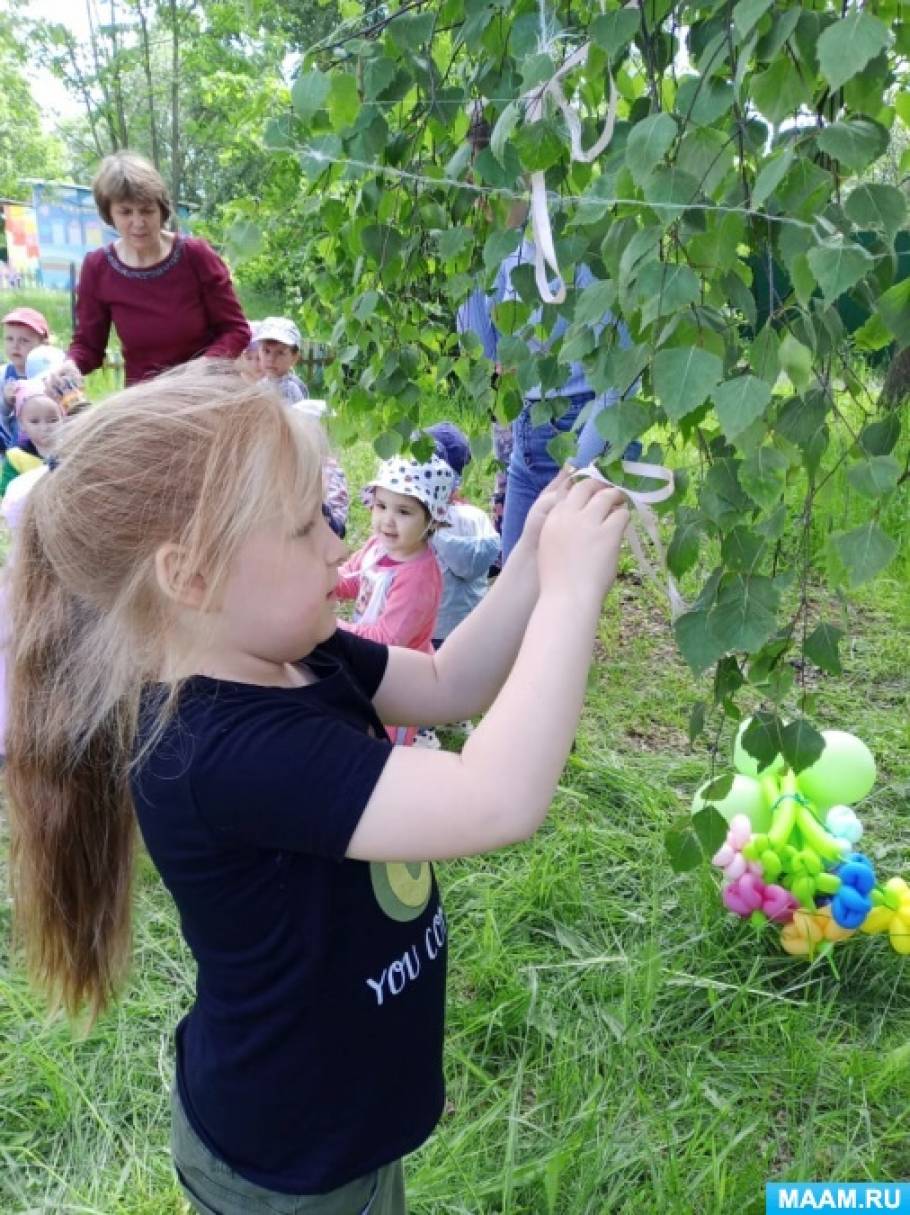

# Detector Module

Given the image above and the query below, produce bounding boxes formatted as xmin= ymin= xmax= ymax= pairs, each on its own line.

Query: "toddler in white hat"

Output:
xmin=336 ymin=454 xmax=456 ymax=745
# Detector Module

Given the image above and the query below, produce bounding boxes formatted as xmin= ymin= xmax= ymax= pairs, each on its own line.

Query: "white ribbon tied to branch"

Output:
xmin=524 ymin=5 xmax=685 ymax=619
xmin=521 ymin=0 xmax=640 ymax=303
xmin=572 ymin=460 xmax=688 ymax=621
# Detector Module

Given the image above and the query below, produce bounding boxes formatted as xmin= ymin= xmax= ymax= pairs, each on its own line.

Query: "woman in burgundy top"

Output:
xmin=68 ymin=152 xmax=250 ymax=386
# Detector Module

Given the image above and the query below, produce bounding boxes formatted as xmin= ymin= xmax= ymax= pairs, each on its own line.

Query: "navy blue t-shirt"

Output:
xmin=133 ymin=628 xmax=447 ymax=1194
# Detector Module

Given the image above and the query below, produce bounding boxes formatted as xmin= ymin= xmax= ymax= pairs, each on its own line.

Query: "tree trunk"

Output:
xmin=108 ymin=0 xmax=130 ymax=147
xmin=137 ymin=1 xmax=160 ymax=168
xmin=168 ymin=0 xmax=180 ymax=226
xmin=85 ymin=0 xmax=120 ymax=150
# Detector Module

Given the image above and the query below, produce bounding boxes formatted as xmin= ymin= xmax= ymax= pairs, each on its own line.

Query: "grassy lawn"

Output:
xmin=0 ymin=289 xmax=909 ymax=1212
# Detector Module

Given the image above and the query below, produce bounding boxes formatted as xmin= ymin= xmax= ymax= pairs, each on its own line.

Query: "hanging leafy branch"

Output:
xmin=234 ymin=0 xmax=908 ymax=734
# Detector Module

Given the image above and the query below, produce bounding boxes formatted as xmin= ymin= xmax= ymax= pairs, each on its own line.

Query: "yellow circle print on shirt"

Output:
xmin=370 ymin=861 xmax=432 ymax=922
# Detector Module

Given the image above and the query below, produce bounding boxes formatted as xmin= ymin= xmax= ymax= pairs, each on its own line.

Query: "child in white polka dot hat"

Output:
xmin=337 ymin=454 xmax=455 ymax=744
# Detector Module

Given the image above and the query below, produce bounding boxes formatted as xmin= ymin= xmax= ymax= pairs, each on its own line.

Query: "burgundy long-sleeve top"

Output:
xmin=68 ymin=236 xmax=251 ymax=385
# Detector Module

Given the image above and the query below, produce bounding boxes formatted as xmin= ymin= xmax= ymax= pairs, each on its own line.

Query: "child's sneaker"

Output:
xmin=414 ymin=728 xmax=442 ymax=749
xmin=451 ymin=720 xmax=475 ymax=736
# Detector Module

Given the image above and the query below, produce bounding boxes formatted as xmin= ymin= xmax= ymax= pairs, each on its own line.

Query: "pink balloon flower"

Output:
xmin=722 ymin=872 xmax=799 ymax=923
xmin=712 ymin=814 xmax=761 ymax=882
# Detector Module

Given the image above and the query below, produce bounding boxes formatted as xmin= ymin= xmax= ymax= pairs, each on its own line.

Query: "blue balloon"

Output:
xmin=831 ymin=854 xmax=876 ymax=929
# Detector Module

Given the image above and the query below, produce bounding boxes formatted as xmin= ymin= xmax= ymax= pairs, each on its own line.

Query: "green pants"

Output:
xmin=170 ymin=1085 xmax=407 ymax=1215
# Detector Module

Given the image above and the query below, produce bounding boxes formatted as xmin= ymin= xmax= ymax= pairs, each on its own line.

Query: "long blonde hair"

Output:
xmin=6 ymin=362 xmax=325 ymax=1021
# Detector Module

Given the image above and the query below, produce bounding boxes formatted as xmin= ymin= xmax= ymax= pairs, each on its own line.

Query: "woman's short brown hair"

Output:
xmin=92 ymin=151 xmax=172 ymax=226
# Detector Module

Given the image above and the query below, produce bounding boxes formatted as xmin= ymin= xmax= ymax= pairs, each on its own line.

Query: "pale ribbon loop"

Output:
xmin=522 ymin=1 xmax=636 ymax=304
xmin=572 ymin=460 xmax=688 ymax=620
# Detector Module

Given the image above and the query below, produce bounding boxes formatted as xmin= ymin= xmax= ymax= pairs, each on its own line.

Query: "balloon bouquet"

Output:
xmin=693 ymin=722 xmax=910 ymax=959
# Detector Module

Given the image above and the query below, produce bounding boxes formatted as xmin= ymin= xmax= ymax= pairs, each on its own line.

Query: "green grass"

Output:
xmin=1 ymin=379 xmax=909 ymax=1210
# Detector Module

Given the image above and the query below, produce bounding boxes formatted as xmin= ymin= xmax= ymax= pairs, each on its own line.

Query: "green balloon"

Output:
xmin=796 ymin=730 xmax=876 ymax=810
xmin=733 ymin=717 xmax=786 ymax=778
xmin=692 ymin=773 xmax=770 ymax=830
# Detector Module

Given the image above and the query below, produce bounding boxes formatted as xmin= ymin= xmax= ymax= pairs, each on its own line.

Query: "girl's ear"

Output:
xmin=154 ymin=543 xmax=209 ymax=609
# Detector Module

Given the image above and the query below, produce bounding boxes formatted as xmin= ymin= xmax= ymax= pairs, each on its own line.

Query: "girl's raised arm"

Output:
xmin=347 ymin=480 xmax=629 ymax=862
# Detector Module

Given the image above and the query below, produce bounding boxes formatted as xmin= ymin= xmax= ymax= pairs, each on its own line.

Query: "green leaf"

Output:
xmin=292 ymin=70 xmax=330 ymax=120
xmin=625 ymin=112 xmax=677 ymax=185
xmin=846 ymin=455 xmax=901 ymax=500
xmin=751 ymin=147 xmax=794 ymax=209
xmin=774 ymin=394 xmax=827 ymax=454
xmin=749 ymin=325 xmax=780 ymax=385
xmin=733 ymin=0 xmax=773 ymax=44
xmin=665 ymin=819 xmax=704 ymax=873
xmin=750 ymin=57 xmax=811 ymax=126
xmin=594 ymin=398 xmax=652 ymax=452
xmin=374 ymin=430 xmax=403 ymax=459
xmin=675 ymin=77 xmax=735 ymax=127
xmin=514 ymin=121 xmax=565 ymax=173
xmin=299 ymin=134 xmax=342 ymax=179
xmin=676 ymin=127 xmax=734 ymax=196
xmin=674 ymin=609 xmax=724 ymax=674
xmin=853 ymin=312 xmax=893 ymax=353
xmin=832 ymin=523 xmax=899 ymax=586
xmin=713 ymin=376 xmax=772 ymax=442
xmin=817 ymin=11 xmax=891 ymax=94
xmin=790 ymin=255 xmax=815 ymax=310
xmin=804 ymin=623 xmax=844 ymax=675
xmin=327 ymin=74 xmax=360 ymax=129
xmin=693 ymin=805 xmax=729 ymax=855
xmin=653 ymin=347 xmax=723 ymax=422
xmin=815 ymin=120 xmax=889 ymax=172
xmin=845 ymin=184 xmax=908 ymax=240
xmin=700 ymin=459 xmax=752 ymax=528
xmin=361 ymin=224 xmax=404 ymax=266
xmin=700 ymin=774 xmax=734 ymax=803
xmin=388 ymin=10 xmax=436 ymax=50
xmin=262 ymin=115 xmax=293 ymax=150
xmin=574 ymin=279 xmax=618 ymax=326
xmin=740 ymin=446 xmax=789 ymax=510
xmin=490 ymin=101 xmax=521 ymax=166
xmin=778 ymin=333 xmax=812 ymax=391
xmin=667 ymin=508 xmax=702 ymax=579
xmin=858 ymin=415 xmax=901 ymax=457
xmin=806 ymin=238 xmax=873 ymax=305
xmin=714 ymin=655 xmax=744 ymax=704
xmin=741 ymin=711 xmax=785 ymax=771
xmin=363 ymin=57 xmax=397 ymax=101
xmin=709 ymin=574 xmax=780 ymax=653
xmin=436 ymin=227 xmax=474 ymax=261
xmin=483 ymin=228 xmax=522 ymax=275
xmin=688 ymin=700 xmax=707 ymax=743
xmin=721 ymin=526 xmax=767 ymax=574
xmin=590 ymin=8 xmax=641 ymax=56
xmin=353 ymin=291 xmax=379 ymax=322
xmin=636 ymin=262 xmax=700 ymax=324
xmin=875 ymin=279 xmax=910 ymax=347
xmin=780 ymin=719 xmax=826 ymax=776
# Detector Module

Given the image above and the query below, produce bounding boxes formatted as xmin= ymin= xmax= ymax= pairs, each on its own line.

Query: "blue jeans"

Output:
xmin=501 ymin=396 xmax=641 ymax=562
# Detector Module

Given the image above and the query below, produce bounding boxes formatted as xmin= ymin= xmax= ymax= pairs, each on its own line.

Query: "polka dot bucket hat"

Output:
xmin=366 ymin=454 xmax=456 ymax=524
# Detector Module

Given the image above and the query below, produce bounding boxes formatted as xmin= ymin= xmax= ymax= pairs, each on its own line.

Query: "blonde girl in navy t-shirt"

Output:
xmin=5 ymin=362 xmax=628 ymax=1214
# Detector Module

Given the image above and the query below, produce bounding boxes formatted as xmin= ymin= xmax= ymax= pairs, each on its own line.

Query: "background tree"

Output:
xmin=28 ymin=0 xmax=339 ymax=213
xmin=0 ymin=8 xmax=66 ymax=202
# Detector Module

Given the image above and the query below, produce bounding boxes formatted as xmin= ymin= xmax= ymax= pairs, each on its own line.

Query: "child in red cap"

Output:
xmin=2 ymin=307 xmax=50 ymax=450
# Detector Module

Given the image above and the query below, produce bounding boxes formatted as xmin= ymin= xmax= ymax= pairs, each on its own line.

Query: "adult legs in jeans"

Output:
xmin=500 ymin=425 xmax=558 ymax=563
